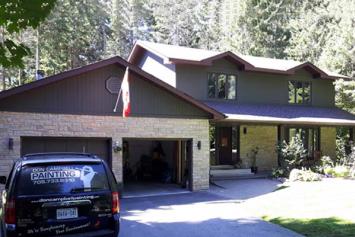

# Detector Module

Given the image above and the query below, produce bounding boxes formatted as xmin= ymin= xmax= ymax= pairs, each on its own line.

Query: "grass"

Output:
xmin=263 ymin=217 xmax=355 ymax=237
xmin=241 ymin=179 xmax=355 ymax=237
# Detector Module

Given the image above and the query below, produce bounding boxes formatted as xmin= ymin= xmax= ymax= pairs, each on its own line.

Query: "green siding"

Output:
xmin=0 ymin=65 xmax=210 ymax=118
xmin=176 ymin=58 xmax=335 ymax=107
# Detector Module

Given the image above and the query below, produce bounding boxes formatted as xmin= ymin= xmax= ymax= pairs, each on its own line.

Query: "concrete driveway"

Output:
xmin=120 ymin=179 xmax=303 ymax=237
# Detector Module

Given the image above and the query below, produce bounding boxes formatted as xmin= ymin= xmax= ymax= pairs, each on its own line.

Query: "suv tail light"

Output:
xmin=5 ymin=199 xmax=16 ymax=224
xmin=112 ymin=192 xmax=120 ymax=214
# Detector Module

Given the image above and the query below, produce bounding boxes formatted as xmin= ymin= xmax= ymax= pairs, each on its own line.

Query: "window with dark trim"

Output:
xmin=208 ymin=73 xmax=237 ymax=100
xmin=288 ymin=81 xmax=311 ymax=104
xmin=285 ymin=127 xmax=320 ymax=158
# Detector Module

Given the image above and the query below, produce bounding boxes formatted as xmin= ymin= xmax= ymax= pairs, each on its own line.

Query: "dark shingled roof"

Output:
xmin=205 ymin=101 xmax=355 ymax=125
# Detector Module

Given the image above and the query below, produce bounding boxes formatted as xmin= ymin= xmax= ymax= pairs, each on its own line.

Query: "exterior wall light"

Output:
xmin=113 ymin=141 xmax=122 ymax=153
xmin=8 ymin=138 xmax=14 ymax=150
xmin=197 ymin=141 xmax=201 ymax=150
xmin=243 ymin=127 xmax=247 ymax=134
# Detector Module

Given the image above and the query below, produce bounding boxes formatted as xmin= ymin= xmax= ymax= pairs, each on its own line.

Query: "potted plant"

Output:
xmin=249 ymin=147 xmax=259 ymax=173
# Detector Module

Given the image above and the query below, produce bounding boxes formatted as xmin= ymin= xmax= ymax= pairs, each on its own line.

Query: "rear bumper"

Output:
xmin=5 ymin=229 xmax=118 ymax=237
xmin=5 ymin=215 xmax=120 ymax=237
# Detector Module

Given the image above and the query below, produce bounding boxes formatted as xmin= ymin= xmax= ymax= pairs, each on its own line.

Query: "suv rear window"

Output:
xmin=16 ymin=163 xmax=110 ymax=195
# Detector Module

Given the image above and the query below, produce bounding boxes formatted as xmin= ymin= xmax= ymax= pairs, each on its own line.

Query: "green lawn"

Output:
xmin=263 ymin=217 xmax=355 ymax=237
xmin=241 ymin=179 xmax=355 ymax=237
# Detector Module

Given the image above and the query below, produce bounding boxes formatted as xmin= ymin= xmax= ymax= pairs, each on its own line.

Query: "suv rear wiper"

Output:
xmin=70 ymin=187 xmax=103 ymax=193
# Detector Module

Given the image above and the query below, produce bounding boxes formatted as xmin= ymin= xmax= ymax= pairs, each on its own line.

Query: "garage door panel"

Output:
xmin=66 ymin=139 xmax=86 ymax=153
xmin=21 ymin=137 xmax=110 ymax=167
xmin=21 ymin=138 xmax=45 ymax=155
xmin=87 ymin=140 xmax=108 ymax=156
xmin=45 ymin=139 xmax=67 ymax=152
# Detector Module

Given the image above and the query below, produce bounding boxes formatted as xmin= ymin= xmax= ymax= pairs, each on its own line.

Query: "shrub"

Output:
xmin=324 ymin=165 xmax=351 ymax=177
xmin=289 ymin=168 xmax=322 ymax=182
xmin=351 ymin=168 xmax=355 ymax=178
xmin=272 ymin=167 xmax=286 ymax=178
xmin=321 ymin=156 xmax=334 ymax=168
xmin=276 ymin=135 xmax=308 ymax=173
xmin=336 ymin=137 xmax=348 ymax=164
xmin=333 ymin=166 xmax=350 ymax=177
xmin=324 ymin=166 xmax=335 ymax=176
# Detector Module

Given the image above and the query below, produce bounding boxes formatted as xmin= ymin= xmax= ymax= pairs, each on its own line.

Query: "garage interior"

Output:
xmin=122 ymin=138 xmax=192 ymax=197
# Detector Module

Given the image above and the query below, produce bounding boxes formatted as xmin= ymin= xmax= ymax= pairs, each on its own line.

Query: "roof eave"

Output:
xmin=223 ymin=117 xmax=355 ymax=126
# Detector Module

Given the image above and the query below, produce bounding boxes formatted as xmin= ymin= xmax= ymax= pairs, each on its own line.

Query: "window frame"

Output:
xmin=288 ymin=80 xmax=312 ymax=105
xmin=207 ymin=72 xmax=237 ymax=100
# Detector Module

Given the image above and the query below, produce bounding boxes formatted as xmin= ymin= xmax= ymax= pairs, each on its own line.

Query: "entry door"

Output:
xmin=217 ymin=127 xmax=233 ymax=165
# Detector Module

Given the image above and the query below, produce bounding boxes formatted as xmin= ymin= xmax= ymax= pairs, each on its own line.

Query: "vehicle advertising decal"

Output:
xmin=29 ymin=165 xmax=96 ymax=187
xmin=80 ymin=166 xmax=97 ymax=188
xmin=25 ymin=222 xmax=90 ymax=235
xmin=31 ymin=195 xmax=100 ymax=204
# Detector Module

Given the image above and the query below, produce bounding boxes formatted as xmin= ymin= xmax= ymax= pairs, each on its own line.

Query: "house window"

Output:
xmin=208 ymin=73 xmax=237 ymax=100
xmin=288 ymin=81 xmax=311 ymax=104
xmin=286 ymin=127 xmax=320 ymax=158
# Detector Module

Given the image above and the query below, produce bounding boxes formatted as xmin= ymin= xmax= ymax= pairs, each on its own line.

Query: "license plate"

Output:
xmin=56 ymin=208 xmax=78 ymax=220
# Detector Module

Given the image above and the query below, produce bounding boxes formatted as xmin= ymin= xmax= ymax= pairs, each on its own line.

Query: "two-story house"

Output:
xmin=129 ymin=41 xmax=355 ymax=172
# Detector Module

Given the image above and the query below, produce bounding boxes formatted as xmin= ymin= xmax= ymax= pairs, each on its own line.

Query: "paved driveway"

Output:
xmin=120 ymin=179 xmax=303 ymax=237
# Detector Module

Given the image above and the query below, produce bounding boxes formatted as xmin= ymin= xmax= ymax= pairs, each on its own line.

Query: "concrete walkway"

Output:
xmin=120 ymin=179 xmax=303 ymax=237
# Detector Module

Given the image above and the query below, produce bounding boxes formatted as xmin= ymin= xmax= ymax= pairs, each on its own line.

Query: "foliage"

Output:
xmin=39 ymin=0 xmax=111 ymax=75
xmin=236 ymin=0 xmax=298 ymax=58
xmin=272 ymin=167 xmax=286 ymax=178
xmin=0 ymin=0 xmax=56 ymax=68
xmin=289 ymin=168 xmax=322 ymax=182
xmin=276 ymin=135 xmax=308 ymax=173
xmin=336 ymin=136 xmax=348 ymax=163
xmin=333 ymin=166 xmax=350 ymax=177
xmin=334 ymin=79 xmax=355 ymax=114
xmin=323 ymin=165 xmax=350 ymax=177
xmin=321 ymin=156 xmax=334 ymax=168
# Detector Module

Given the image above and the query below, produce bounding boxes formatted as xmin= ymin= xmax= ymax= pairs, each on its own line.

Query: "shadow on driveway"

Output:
xmin=120 ymin=179 xmax=303 ymax=237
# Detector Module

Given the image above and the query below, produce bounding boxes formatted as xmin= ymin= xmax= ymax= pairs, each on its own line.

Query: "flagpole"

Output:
xmin=113 ymin=87 xmax=122 ymax=112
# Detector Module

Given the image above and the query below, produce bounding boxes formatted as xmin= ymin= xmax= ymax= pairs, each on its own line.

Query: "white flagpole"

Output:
xmin=113 ymin=87 xmax=122 ymax=112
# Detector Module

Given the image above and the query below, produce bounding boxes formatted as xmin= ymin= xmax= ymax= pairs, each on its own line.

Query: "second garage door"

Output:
xmin=21 ymin=137 xmax=111 ymax=166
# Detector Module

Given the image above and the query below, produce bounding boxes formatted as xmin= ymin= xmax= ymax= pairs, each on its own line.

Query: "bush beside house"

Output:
xmin=275 ymin=135 xmax=355 ymax=181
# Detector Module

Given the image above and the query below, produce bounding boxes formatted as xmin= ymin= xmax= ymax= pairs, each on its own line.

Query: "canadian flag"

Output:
xmin=121 ymin=68 xmax=131 ymax=117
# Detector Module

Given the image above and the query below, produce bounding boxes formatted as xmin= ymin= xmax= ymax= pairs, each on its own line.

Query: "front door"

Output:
xmin=217 ymin=127 xmax=233 ymax=165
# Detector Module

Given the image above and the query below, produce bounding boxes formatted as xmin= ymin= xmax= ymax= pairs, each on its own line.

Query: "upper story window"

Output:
xmin=208 ymin=73 xmax=237 ymax=100
xmin=288 ymin=81 xmax=311 ymax=104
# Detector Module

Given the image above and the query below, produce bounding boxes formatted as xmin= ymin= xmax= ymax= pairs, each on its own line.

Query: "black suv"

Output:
xmin=0 ymin=153 xmax=120 ymax=237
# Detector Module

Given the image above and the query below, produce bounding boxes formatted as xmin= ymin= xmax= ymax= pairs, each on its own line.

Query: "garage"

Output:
xmin=122 ymin=138 xmax=192 ymax=197
xmin=0 ymin=57 xmax=222 ymax=192
xmin=21 ymin=137 xmax=111 ymax=167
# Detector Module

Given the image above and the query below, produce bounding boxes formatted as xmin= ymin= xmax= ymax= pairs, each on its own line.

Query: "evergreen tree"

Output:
xmin=109 ymin=0 xmax=155 ymax=58
xmin=286 ymin=0 xmax=336 ymax=63
xmin=236 ymin=0 xmax=299 ymax=58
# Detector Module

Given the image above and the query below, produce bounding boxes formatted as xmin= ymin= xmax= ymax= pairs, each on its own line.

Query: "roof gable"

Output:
xmin=0 ymin=56 xmax=224 ymax=119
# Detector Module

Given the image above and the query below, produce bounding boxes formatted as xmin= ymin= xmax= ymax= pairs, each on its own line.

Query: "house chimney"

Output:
xmin=36 ymin=70 xmax=45 ymax=80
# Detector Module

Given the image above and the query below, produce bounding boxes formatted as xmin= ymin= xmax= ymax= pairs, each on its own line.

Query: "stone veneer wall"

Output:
xmin=239 ymin=125 xmax=278 ymax=171
xmin=320 ymin=127 xmax=336 ymax=159
xmin=0 ymin=111 xmax=210 ymax=191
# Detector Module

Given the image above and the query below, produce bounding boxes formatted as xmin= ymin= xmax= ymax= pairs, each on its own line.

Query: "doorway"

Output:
xmin=122 ymin=138 xmax=192 ymax=197
xmin=215 ymin=126 xmax=239 ymax=165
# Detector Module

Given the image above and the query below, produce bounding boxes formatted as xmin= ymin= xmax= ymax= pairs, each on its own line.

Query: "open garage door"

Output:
xmin=122 ymin=138 xmax=192 ymax=197
xmin=21 ymin=137 xmax=111 ymax=167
